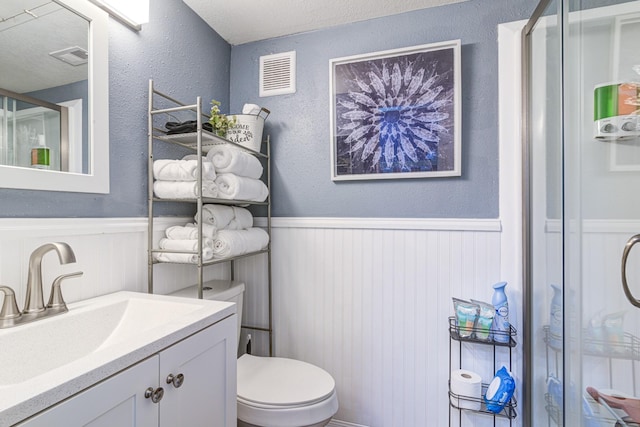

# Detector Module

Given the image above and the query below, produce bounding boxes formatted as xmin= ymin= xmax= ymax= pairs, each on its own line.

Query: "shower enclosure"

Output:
xmin=524 ymin=0 xmax=640 ymax=426
xmin=0 ymin=89 xmax=65 ymax=172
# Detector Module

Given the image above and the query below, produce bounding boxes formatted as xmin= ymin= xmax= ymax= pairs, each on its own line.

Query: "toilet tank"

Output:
xmin=170 ymin=280 xmax=245 ymax=344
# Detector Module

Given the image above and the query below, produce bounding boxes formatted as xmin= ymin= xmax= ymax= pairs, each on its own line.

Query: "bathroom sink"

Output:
xmin=0 ymin=291 xmax=235 ymax=424
xmin=0 ymin=295 xmax=204 ymax=385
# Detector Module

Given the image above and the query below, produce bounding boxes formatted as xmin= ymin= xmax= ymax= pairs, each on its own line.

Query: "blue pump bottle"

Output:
xmin=492 ymin=281 xmax=510 ymax=343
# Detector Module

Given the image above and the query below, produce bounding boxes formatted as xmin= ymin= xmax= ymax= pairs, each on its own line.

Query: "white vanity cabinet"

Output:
xmin=18 ymin=315 xmax=237 ymax=427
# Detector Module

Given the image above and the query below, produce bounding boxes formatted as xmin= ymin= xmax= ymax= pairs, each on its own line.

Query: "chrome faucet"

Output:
xmin=0 ymin=242 xmax=82 ymax=328
xmin=24 ymin=242 xmax=77 ymax=314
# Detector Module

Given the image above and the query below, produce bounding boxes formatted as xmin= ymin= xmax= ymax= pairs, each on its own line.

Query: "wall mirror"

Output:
xmin=0 ymin=0 xmax=109 ymax=193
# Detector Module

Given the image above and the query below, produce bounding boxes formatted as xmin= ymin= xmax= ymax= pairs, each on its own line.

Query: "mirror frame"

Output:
xmin=0 ymin=0 xmax=109 ymax=193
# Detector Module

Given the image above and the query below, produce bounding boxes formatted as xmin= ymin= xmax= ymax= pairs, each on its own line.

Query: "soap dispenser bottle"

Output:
xmin=31 ymin=134 xmax=50 ymax=169
xmin=492 ymin=281 xmax=510 ymax=343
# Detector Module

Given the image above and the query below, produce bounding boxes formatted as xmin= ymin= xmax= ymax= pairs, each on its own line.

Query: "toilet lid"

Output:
xmin=237 ymin=354 xmax=335 ymax=407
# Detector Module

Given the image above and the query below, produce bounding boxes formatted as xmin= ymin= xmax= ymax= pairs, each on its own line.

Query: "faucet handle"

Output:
xmin=0 ymin=286 xmax=21 ymax=320
xmin=47 ymin=272 xmax=83 ymax=311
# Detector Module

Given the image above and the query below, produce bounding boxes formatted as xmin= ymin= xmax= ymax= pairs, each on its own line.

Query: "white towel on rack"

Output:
xmin=153 ymin=180 xmax=218 ymax=199
xmin=197 ymin=204 xmax=235 ymax=228
xmin=212 ymin=228 xmax=269 ymax=259
xmin=153 ymin=252 xmax=212 ymax=263
xmin=159 ymin=237 xmax=214 ymax=250
xmin=155 ymin=237 xmax=214 ymax=263
xmin=153 ymin=159 xmax=216 ymax=181
xmin=227 ymin=206 xmax=253 ymax=230
xmin=206 ymin=145 xmax=263 ymax=179
xmin=184 ymin=222 xmax=218 ymax=238
xmin=182 ymin=154 xmax=207 ymax=162
xmin=215 ymin=174 xmax=268 ymax=202
xmin=165 ymin=225 xmax=199 ymax=240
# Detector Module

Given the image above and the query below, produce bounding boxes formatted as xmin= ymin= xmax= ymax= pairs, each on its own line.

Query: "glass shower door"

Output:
xmin=527 ymin=1 xmax=640 ymax=426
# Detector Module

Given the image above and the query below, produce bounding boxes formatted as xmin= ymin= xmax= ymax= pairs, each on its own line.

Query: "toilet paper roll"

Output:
xmin=450 ymin=369 xmax=482 ymax=411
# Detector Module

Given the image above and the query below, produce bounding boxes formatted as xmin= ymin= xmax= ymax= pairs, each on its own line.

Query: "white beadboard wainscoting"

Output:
xmin=0 ymin=216 xmax=519 ymax=427
xmin=235 ymin=217 xmax=513 ymax=427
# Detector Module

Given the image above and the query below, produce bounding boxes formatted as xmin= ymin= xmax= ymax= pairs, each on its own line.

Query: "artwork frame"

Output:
xmin=330 ymin=40 xmax=461 ymax=181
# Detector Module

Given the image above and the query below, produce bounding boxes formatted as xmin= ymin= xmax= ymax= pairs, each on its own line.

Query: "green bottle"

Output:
xmin=31 ymin=135 xmax=50 ymax=169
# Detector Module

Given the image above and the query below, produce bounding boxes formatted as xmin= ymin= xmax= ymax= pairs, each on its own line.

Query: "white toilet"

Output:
xmin=171 ymin=280 xmax=339 ymax=427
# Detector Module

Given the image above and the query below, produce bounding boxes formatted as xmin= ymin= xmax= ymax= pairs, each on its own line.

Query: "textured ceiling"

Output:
xmin=182 ymin=0 xmax=469 ymax=45
xmin=0 ymin=0 xmax=88 ymax=93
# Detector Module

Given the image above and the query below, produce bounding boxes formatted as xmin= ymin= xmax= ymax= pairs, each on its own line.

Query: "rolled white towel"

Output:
xmin=159 ymin=237 xmax=214 ymax=250
xmin=206 ymin=145 xmax=263 ymax=179
xmin=153 ymin=159 xmax=216 ymax=181
xmin=165 ymin=225 xmax=199 ymax=240
xmin=153 ymin=180 xmax=218 ymax=199
xmin=215 ymin=173 xmax=268 ymax=202
xmin=154 ymin=252 xmax=213 ymax=263
xmin=154 ymin=253 xmax=198 ymax=263
xmin=182 ymin=154 xmax=207 ymax=162
xmin=227 ymin=206 xmax=253 ymax=230
xmin=155 ymin=238 xmax=214 ymax=263
xmin=212 ymin=228 xmax=269 ymax=259
xmin=197 ymin=204 xmax=235 ymax=228
xmin=184 ymin=222 xmax=218 ymax=238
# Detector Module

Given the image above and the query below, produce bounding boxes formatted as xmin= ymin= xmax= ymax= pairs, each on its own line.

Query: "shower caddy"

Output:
xmin=543 ymin=325 xmax=640 ymax=426
xmin=448 ymin=316 xmax=517 ymax=426
xmin=146 ymin=80 xmax=273 ymax=356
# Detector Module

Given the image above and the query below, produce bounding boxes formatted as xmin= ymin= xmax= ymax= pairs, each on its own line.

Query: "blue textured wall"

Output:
xmin=0 ymin=0 xmax=230 ymax=217
xmin=230 ymin=0 xmax=534 ymax=218
xmin=0 ymin=0 xmax=536 ymax=218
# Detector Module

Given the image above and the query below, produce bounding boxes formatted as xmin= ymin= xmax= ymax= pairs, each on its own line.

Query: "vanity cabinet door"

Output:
xmin=159 ymin=315 xmax=237 ymax=427
xmin=17 ymin=356 xmax=159 ymax=427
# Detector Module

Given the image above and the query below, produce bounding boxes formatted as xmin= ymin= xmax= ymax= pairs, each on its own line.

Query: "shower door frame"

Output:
xmin=522 ymin=1 xmax=563 ymax=427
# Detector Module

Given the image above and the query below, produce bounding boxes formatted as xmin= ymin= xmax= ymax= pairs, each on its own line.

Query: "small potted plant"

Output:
xmin=209 ymin=100 xmax=237 ymax=138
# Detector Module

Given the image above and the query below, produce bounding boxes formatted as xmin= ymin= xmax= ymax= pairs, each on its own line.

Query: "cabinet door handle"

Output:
xmin=166 ymin=373 xmax=185 ymax=388
xmin=622 ymin=234 xmax=640 ymax=308
xmin=144 ymin=386 xmax=165 ymax=403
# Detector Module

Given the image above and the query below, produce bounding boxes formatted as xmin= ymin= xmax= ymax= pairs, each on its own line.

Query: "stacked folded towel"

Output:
xmin=196 ymin=204 xmax=236 ymax=229
xmin=228 ymin=206 xmax=254 ymax=229
xmin=153 ymin=157 xmax=218 ymax=199
xmin=153 ymin=143 xmax=270 ymax=263
xmin=215 ymin=173 xmax=268 ymax=202
xmin=195 ymin=205 xmax=253 ymax=229
xmin=154 ymin=204 xmax=263 ymax=264
xmin=153 ymin=236 xmax=214 ymax=263
xmin=206 ymin=145 xmax=263 ymax=179
xmin=153 ymin=181 xmax=218 ymax=199
xmin=212 ymin=228 xmax=269 ymax=259
xmin=198 ymin=204 xmax=267 ymax=259
xmin=153 ymin=158 xmax=216 ymax=181
xmin=205 ymin=144 xmax=269 ymax=202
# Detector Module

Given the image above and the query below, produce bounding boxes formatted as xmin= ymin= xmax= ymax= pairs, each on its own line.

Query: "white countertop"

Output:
xmin=0 ymin=291 xmax=235 ymax=426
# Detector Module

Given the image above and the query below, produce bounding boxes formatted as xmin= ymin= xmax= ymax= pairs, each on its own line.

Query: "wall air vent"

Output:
xmin=260 ymin=51 xmax=296 ymax=97
xmin=49 ymin=46 xmax=89 ymax=66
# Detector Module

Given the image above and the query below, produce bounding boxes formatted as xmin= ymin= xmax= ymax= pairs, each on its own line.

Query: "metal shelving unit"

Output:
xmin=448 ymin=316 xmax=518 ymax=426
xmin=147 ymin=79 xmax=273 ymax=355
xmin=543 ymin=325 xmax=640 ymax=426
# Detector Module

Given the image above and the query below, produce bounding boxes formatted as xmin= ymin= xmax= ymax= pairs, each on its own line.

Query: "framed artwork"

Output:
xmin=330 ymin=40 xmax=461 ymax=181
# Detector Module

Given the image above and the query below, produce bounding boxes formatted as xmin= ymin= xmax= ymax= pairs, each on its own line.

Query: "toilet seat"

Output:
xmin=237 ymin=354 xmax=339 ymax=427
